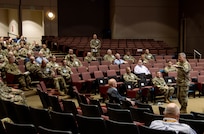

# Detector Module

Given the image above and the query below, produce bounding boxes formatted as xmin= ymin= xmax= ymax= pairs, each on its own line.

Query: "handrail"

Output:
xmin=7 ymin=32 xmax=18 ymax=37
xmin=194 ymin=49 xmax=202 ymax=59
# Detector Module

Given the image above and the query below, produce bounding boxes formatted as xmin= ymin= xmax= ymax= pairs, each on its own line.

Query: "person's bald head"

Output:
xmin=108 ymin=78 xmax=117 ymax=88
xmin=164 ymin=103 xmax=180 ymax=120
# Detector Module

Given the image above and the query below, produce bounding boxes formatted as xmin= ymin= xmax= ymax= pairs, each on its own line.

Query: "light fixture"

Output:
xmin=47 ymin=11 xmax=55 ymax=20
xmin=46 ymin=0 xmax=55 ymax=20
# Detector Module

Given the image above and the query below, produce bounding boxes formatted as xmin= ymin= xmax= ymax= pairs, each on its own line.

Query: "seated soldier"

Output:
xmin=41 ymin=59 xmax=68 ymax=95
xmin=0 ymin=80 xmax=26 ymax=104
xmin=123 ymin=67 xmax=141 ymax=87
xmin=152 ymin=71 xmax=175 ymax=103
xmin=67 ymin=56 xmax=82 ymax=67
xmin=84 ymin=52 xmax=97 ymax=63
xmin=4 ymin=55 xmax=32 ymax=91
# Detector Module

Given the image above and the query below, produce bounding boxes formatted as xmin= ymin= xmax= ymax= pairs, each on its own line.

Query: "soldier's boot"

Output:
xmin=180 ymin=107 xmax=187 ymax=113
xmin=164 ymin=97 xmax=170 ymax=103
xmin=22 ymin=87 xmax=29 ymax=91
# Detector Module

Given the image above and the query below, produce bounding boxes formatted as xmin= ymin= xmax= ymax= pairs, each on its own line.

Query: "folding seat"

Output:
xmin=106 ymin=119 xmax=140 ymax=134
xmin=119 ymin=63 xmax=130 ymax=70
xmin=109 ymin=64 xmax=120 ymax=75
xmin=129 ymin=106 xmax=151 ymax=123
xmin=61 ymin=100 xmax=82 ymax=116
xmin=47 ymin=95 xmax=63 ymax=112
xmin=81 ymin=61 xmax=89 ymax=67
xmin=90 ymin=61 xmax=100 ymax=67
xmin=38 ymin=126 xmax=72 ymax=134
xmin=101 ymin=60 xmax=111 ymax=66
xmin=188 ymin=58 xmax=198 ymax=63
xmin=107 ymin=107 xmax=133 ymax=123
xmin=4 ymin=122 xmax=37 ymax=134
xmin=81 ymin=72 xmax=96 ymax=93
xmin=88 ymin=65 xmax=98 ymax=77
xmin=13 ymin=103 xmax=32 ymax=124
xmin=29 ymin=106 xmax=52 ymax=128
xmin=49 ymin=111 xmax=78 ymax=134
xmin=77 ymin=66 xmax=88 ymax=74
xmin=76 ymin=114 xmax=107 ymax=134
xmin=98 ymin=65 xmax=109 ymax=76
xmin=70 ymin=67 xmax=78 ymax=74
xmin=71 ymin=73 xmax=86 ymax=92
xmin=39 ymin=81 xmax=60 ymax=96
xmin=143 ymin=112 xmax=164 ymax=126
xmin=80 ymin=103 xmax=102 ymax=117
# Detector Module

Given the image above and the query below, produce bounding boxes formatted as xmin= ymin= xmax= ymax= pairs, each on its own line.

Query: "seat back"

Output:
xmin=61 ymin=100 xmax=78 ymax=116
xmin=129 ymin=106 xmax=151 ymax=122
xmin=105 ymin=102 xmax=122 ymax=109
xmin=106 ymin=119 xmax=139 ymax=134
xmin=38 ymin=126 xmax=72 ymax=134
xmin=47 ymin=95 xmax=62 ymax=112
xmin=50 ymin=111 xmax=78 ymax=134
xmin=13 ymin=103 xmax=32 ymax=124
xmin=107 ymin=107 xmax=133 ymax=123
xmin=29 ymin=106 xmax=52 ymax=128
xmin=135 ymin=101 xmax=154 ymax=113
xmin=143 ymin=112 xmax=164 ymax=126
xmin=76 ymin=114 xmax=107 ymax=134
xmin=81 ymin=72 xmax=92 ymax=80
xmin=4 ymin=122 xmax=37 ymax=134
xmin=77 ymin=66 xmax=87 ymax=74
xmin=80 ymin=103 xmax=102 ymax=117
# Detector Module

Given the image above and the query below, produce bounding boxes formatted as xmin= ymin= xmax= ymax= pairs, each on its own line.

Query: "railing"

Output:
xmin=7 ymin=32 xmax=18 ymax=37
xmin=194 ymin=49 xmax=202 ymax=59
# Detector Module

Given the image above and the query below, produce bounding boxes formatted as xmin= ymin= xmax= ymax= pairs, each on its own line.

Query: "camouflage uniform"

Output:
xmin=67 ymin=58 xmax=82 ymax=67
xmin=18 ymin=47 xmax=29 ymax=59
xmin=90 ymin=39 xmax=101 ymax=57
xmin=152 ymin=76 xmax=174 ymax=101
xmin=64 ymin=54 xmax=77 ymax=62
xmin=58 ymin=65 xmax=73 ymax=83
xmin=123 ymin=55 xmax=135 ymax=63
xmin=103 ymin=54 xmax=115 ymax=63
xmin=123 ymin=72 xmax=140 ymax=87
xmin=25 ymin=61 xmax=45 ymax=79
xmin=164 ymin=66 xmax=177 ymax=73
xmin=46 ymin=61 xmax=60 ymax=70
xmin=41 ymin=66 xmax=67 ymax=94
xmin=39 ymin=48 xmax=52 ymax=58
xmin=4 ymin=62 xmax=31 ymax=90
xmin=0 ymin=81 xmax=26 ymax=104
xmin=144 ymin=53 xmax=154 ymax=61
xmin=176 ymin=60 xmax=191 ymax=112
xmin=84 ymin=55 xmax=96 ymax=63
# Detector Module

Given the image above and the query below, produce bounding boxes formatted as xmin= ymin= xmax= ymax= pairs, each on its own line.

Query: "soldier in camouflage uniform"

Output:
xmin=64 ymin=49 xmax=77 ymax=62
xmin=103 ymin=49 xmax=115 ymax=63
xmin=18 ymin=44 xmax=31 ymax=59
xmin=84 ymin=52 xmax=96 ymax=63
xmin=123 ymin=51 xmax=135 ymax=63
xmin=41 ymin=60 xmax=68 ymax=95
xmin=0 ymin=80 xmax=26 ymax=104
xmin=25 ymin=56 xmax=45 ymax=80
xmin=174 ymin=52 xmax=191 ymax=113
xmin=90 ymin=34 xmax=101 ymax=57
xmin=46 ymin=55 xmax=59 ymax=70
xmin=67 ymin=56 xmax=82 ymax=67
xmin=152 ymin=71 xmax=175 ymax=103
xmin=123 ymin=67 xmax=141 ymax=87
xmin=143 ymin=49 xmax=155 ymax=61
xmin=164 ymin=60 xmax=177 ymax=73
xmin=58 ymin=59 xmax=73 ymax=83
xmin=39 ymin=44 xmax=52 ymax=58
xmin=4 ymin=56 xmax=31 ymax=91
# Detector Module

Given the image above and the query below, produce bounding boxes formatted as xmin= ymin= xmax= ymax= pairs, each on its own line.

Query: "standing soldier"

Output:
xmin=173 ymin=52 xmax=191 ymax=113
xmin=4 ymin=56 xmax=32 ymax=91
xmin=90 ymin=34 xmax=101 ymax=57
